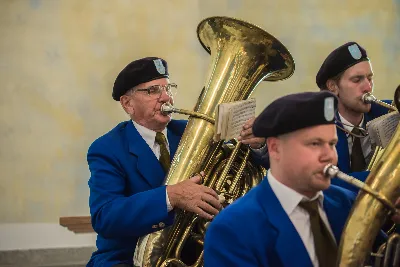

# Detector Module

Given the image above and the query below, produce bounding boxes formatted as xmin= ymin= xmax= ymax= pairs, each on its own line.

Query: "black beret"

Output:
xmin=316 ymin=42 xmax=369 ymax=89
xmin=112 ymin=57 xmax=169 ymax=101
xmin=253 ymin=91 xmax=338 ymax=138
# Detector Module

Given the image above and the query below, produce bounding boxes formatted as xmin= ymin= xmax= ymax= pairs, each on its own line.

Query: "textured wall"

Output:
xmin=0 ymin=0 xmax=399 ymax=223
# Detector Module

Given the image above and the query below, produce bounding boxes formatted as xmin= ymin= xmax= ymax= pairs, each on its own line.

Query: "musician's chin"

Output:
xmin=358 ymin=102 xmax=371 ymax=113
xmin=361 ymin=104 xmax=371 ymax=113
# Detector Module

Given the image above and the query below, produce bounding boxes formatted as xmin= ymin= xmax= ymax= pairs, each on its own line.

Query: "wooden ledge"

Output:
xmin=59 ymin=216 xmax=94 ymax=234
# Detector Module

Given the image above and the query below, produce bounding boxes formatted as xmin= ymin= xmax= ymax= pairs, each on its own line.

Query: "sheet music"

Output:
xmin=367 ymin=112 xmax=400 ymax=148
xmin=225 ymin=99 xmax=256 ymax=141
xmin=213 ymin=98 xmax=256 ymax=141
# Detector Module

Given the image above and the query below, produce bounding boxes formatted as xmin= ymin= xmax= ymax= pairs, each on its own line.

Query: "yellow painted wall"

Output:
xmin=0 ymin=0 xmax=399 ymax=223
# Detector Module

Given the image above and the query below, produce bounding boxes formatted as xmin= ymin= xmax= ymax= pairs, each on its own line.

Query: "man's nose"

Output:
xmin=363 ymin=79 xmax=373 ymax=93
xmin=159 ymin=89 xmax=171 ymax=101
xmin=320 ymin=144 xmax=337 ymax=164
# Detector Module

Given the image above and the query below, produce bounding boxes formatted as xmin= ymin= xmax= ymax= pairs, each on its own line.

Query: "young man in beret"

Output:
xmin=203 ymin=91 xmax=400 ymax=267
xmin=316 ymin=42 xmax=392 ymax=192
xmin=86 ymin=57 xmax=265 ymax=267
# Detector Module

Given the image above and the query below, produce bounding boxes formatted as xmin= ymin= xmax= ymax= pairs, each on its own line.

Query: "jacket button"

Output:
xmin=159 ymin=222 xmax=165 ymax=228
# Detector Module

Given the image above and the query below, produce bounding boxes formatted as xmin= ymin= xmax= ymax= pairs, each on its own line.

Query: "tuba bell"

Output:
xmin=133 ymin=16 xmax=295 ymax=267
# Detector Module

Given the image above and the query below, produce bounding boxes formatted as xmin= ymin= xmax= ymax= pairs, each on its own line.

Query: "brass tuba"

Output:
xmin=133 ymin=16 xmax=295 ymax=267
xmin=325 ymin=86 xmax=400 ymax=267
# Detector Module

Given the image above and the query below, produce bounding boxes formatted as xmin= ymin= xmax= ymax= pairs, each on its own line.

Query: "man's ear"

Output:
xmin=267 ymin=137 xmax=281 ymax=161
xmin=326 ymin=79 xmax=339 ymax=96
xmin=120 ymin=95 xmax=134 ymax=115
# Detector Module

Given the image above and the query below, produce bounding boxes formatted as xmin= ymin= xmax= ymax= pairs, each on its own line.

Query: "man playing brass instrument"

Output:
xmin=86 ymin=57 xmax=266 ymax=267
xmin=204 ymin=91 xmax=400 ymax=267
xmin=316 ymin=42 xmax=392 ymax=192
xmin=86 ymin=57 xmax=222 ymax=267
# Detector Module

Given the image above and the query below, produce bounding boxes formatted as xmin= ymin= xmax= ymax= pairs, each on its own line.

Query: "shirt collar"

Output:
xmin=338 ymin=112 xmax=364 ymax=134
xmin=132 ymin=120 xmax=168 ymax=148
xmin=267 ymin=169 xmax=324 ymax=215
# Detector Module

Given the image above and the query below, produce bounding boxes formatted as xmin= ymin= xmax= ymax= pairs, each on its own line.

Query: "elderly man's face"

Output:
xmin=336 ymin=61 xmax=374 ymax=115
xmin=122 ymin=78 xmax=173 ymax=131
xmin=270 ymin=124 xmax=338 ymax=198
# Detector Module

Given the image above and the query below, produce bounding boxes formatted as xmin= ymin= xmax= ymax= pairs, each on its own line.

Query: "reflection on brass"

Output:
xmin=133 ymin=16 xmax=295 ymax=267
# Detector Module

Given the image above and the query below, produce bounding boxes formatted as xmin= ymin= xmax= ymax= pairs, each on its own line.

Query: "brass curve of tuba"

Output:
xmin=133 ymin=16 xmax=295 ymax=267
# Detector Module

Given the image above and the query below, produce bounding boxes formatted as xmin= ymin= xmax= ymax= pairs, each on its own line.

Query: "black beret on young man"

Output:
xmin=316 ymin=42 xmax=369 ymax=89
xmin=253 ymin=91 xmax=339 ymax=138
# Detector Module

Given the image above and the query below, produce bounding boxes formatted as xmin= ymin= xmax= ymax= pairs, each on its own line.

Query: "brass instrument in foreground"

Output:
xmin=133 ymin=16 xmax=295 ymax=267
xmin=324 ymin=89 xmax=400 ymax=266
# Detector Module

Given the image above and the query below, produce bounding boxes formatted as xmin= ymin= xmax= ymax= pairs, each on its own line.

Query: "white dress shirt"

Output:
xmin=267 ymin=170 xmax=336 ymax=267
xmin=132 ymin=121 xmax=173 ymax=212
xmin=338 ymin=113 xmax=371 ymax=161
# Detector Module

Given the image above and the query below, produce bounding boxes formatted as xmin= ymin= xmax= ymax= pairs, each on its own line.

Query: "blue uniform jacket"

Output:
xmin=204 ymin=176 xmax=357 ymax=267
xmin=332 ymin=100 xmax=391 ymax=192
xmin=87 ymin=119 xmax=187 ymax=267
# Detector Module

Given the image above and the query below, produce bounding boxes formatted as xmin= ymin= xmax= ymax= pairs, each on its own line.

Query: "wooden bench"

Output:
xmin=59 ymin=216 xmax=95 ymax=234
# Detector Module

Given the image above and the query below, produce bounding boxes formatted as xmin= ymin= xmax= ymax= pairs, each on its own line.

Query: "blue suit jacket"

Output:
xmin=87 ymin=119 xmax=187 ymax=267
xmin=204 ymin=176 xmax=356 ymax=267
xmin=332 ymin=101 xmax=391 ymax=192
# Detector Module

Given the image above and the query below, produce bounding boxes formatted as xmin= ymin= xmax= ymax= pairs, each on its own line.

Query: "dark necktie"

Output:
xmin=350 ymin=127 xmax=366 ymax=172
xmin=155 ymin=132 xmax=170 ymax=172
xmin=299 ymin=200 xmax=337 ymax=267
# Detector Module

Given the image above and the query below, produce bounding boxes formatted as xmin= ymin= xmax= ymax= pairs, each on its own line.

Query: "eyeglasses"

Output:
xmin=135 ymin=83 xmax=178 ymax=98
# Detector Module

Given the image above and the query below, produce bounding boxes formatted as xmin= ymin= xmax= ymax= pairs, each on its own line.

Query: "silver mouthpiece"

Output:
xmin=323 ymin=163 xmax=339 ymax=178
xmin=160 ymin=102 xmax=175 ymax=115
xmin=362 ymin=93 xmax=376 ymax=104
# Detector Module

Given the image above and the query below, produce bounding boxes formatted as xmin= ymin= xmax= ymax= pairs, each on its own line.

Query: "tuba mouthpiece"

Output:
xmin=323 ymin=163 xmax=339 ymax=178
xmin=160 ymin=102 xmax=175 ymax=115
xmin=362 ymin=93 xmax=377 ymax=104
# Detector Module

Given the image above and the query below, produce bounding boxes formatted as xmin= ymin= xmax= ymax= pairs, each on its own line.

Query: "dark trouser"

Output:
xmin=113 ymin=264 xmax=132 ymax=267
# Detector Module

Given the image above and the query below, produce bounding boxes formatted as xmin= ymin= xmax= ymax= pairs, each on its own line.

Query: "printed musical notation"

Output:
xmin=214 ymin=98 xmax=256 ymax=141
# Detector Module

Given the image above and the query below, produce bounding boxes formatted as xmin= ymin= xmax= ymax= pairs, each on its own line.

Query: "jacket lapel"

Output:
xmin=258 ymin=178 xmax=312 ymax=267
xmin=335 ymin=114 xmax=351 ymax=173
xmin=323 ymin=195 xmax=349 ymax=244
xmin=126 ymin=121 xmax=165 ymax=188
